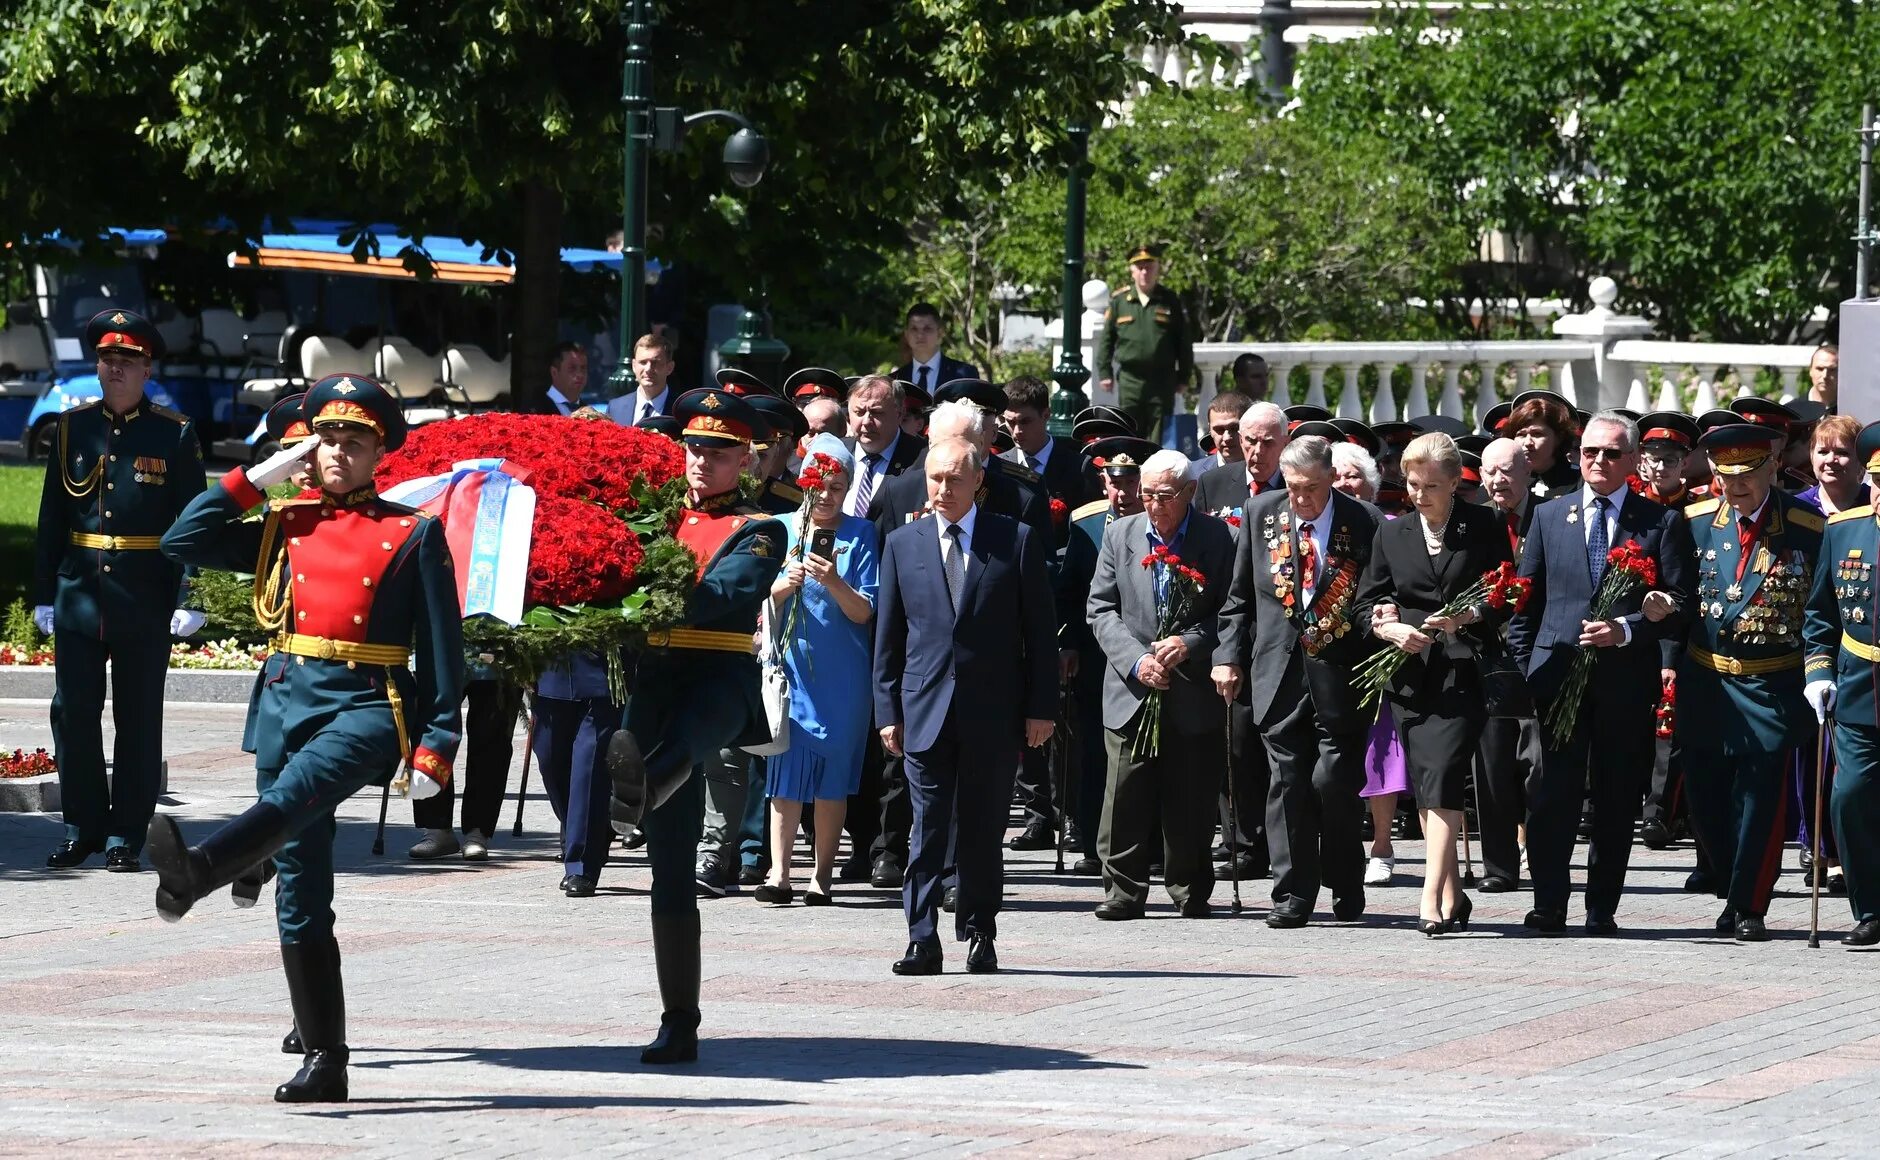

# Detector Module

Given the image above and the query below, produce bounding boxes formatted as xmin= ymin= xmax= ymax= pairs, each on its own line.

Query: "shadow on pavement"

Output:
xmin=303 ymin=1093 xmax=793 ymax=1118
xmin=354 ymin=1036 xmax=1138 ymax=1082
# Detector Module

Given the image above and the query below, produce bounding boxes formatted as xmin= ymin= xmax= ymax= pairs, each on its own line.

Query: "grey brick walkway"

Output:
xmin=2 ymin=698 xmax=1877 ymax=1158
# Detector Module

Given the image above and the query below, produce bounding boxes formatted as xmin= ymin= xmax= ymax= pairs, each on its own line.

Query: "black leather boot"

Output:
xmin=148 ymin=803 xmax=291 ymax=922
xmin=232 ymin=858 xmax=277 ymax=909
xmin=276 ymin=938 xmax=348 ymax=1102
xmin=640 ymin=913 xmax=700 ymax=1065
xmin=282 ymin=1025 xmax=303 ymax=1054
xmin=607 ymin=731 xmax=648 ymax=829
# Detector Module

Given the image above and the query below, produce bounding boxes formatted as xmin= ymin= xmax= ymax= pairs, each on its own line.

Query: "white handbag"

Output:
xmin=742 ymin=596 xmax=792 ymax=756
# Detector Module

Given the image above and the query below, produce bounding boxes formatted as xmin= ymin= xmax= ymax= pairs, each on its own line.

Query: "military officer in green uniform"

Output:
xmin=606 ymin=386 xmax=786 ymax=1064
xmin=34 ymin=309 xmax=207 ymax=871
xmin=1673 ymin=426 xmax=1822 ymax=942
xmin=750 ymin=393 xmax=808 ymax=516
xmin=1804 ymin=420 xmax=1880 ymax=948
xmin=149 ymin=374 xmax=466 ymax=1102
xmin=1094 ymin=243 xmax=1195 ymax=447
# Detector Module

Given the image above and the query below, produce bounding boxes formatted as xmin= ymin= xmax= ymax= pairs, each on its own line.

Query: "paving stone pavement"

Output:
xmin=3 ymin=697 xmax=1879 ymax=1158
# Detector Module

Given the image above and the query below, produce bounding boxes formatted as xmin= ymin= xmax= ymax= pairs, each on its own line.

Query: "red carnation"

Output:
xmin=1049 ymin=497 xmax=1069 ymax=525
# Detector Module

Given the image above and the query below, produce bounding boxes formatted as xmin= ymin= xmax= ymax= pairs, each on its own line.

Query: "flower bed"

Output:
xmin=1 ymin=748 xmax=55 ymax=779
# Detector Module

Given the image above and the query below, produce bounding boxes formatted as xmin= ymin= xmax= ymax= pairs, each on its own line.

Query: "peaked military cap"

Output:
xmin=1331 ymin=417 xmax=1382 ymax=457
xmin=1637 ymin=411 xmax=1699 ymax=450
xmin=1479 ymin=401 xmax=1514 ymax=436
xmin=1127 ymin=242 xmax=1167 ymax=264
xmin=84 ymin=307 xmax=164 ymax=359
xmin=1859 ymin=420 xmax=1880 ymax=474
xmin=933 ymin=377 xmax=1005 ymax=413
xmin=1410 ymin=413 xmax=1470 ymax=440
xmin=784 ymin=367 xmax=846 ymax=404
xmin=266 ymin=392 xmax=315 ymax=448
xmin=749 ymin=393 xmax=807 ymax=450
xmin=1729 ymin=396 xmax=1797 ymax=431
xmin=305 ymin=372 xmax=407 ymax=451
xmin=1084 ymin=435 xmax=1161 ymax=475
xmin=1072 ymin=405 xmax=1137 ymax=443
xmin=636 ymin=413 xmax=683 ymax=441
xmin=896 ymin=378 xmax=931 ymax=414
xmin=675 ymin=387 xmax=761 ymax=448
xmin=714 ymin=366 xmax=776 ymax=398
xmin=1699 ymin=423 xmax=1778 ymax=475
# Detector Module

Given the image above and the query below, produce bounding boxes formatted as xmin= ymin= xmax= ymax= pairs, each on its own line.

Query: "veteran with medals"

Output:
xmin=34 ymin=309 xmax=207 ymax=871
xmin=1675 ymin=426 xmax=1822 ymax=942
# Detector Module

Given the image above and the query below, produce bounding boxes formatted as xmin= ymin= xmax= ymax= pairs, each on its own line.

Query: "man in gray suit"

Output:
xmin=1086 ymin=451 xmax=1236 ymax=920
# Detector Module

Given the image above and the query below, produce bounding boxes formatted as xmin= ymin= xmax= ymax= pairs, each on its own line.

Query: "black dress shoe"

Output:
xmin=738 ymin=864 xmax=764 ymax=886
xmin=1332 ymin=897 xmax=1365 ymax=923
xmin=1071 ymin=856 xmax=1101 ymax=876
xmin=837 ymin=857 xmax=871 ymax=883
xmin=1584 ymin=915 xmax=1620 ymax=937
xmin=282 ymin=1026 xmax=303 ymax=1055
xmin=966 ymin=934 xmax=998 ymax=974
xmin=1093 ymin=899 xmax=1143 ymax=921
xmin=1734 ymin=915 xmax=1769 ymax=942
xmin=1230 ymin=853 xmax=1267 ymax=880
xmin=1063 ymin=824 xmax=1084 ymax=851
xmin=942 ymin=885 xmax=957 ymax=913
xmin=563 ymin=875 xmax=596 ymax=898
xmin=1684 ymin=870 xmax=1716 ymax=893
xmin=1147 ymin=862 xmax=1163 ymax=879
xmin=1715 ymin=906 xmax=1737 ymax=933
xmin=408 ymin=829 xmax=459 ymax=860
xmin=1844 ymin=919 xmax=1880 ymax=947
xmin=46 ymin=839 xmax=98 ymax=869
xmin=870 ymin=857 xmax=904 ymax=889
xmin=1478 ymin=875 xmax=1516 ymax=894
xmin=1638 ymin=818 xmax=1671 ymax=850
xmin=1211 ymin=844 xmax=1231 ymax=863
xmin=1523 ymin=908 xmax=1567 ymax=933
xmin=104 ymin=846 xmax=141 ymax=873
xmin=891 ymin=941 xmax=943 ymax=975
xmin=1008 ymin=823 xmax=1053 ymax=851
xmin=1266 ymin=904 xmax=1309 ymax=929
xmin=753 ymin=883 xmax=794 ymax=905
xmin=1179 ymin=898 xmax=1212 ymax=919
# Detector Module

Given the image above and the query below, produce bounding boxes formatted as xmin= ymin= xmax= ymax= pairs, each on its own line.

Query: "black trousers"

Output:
xmin=904 ymin=708 xmax=1018 ymax=944
xmin=1528 ymin=681 xmax=1655 ymax=919
xmin=1261 ymin=689 xmax=1367 ymax=913
xmin=1073 ymin=659 xmax=1107 ymax=858
xmin=1644 ymin=732 xmax=1688 ymax=831
xmin=51 ymin=627 xmax=171 ymax=851
xmin=854 ymin=727 xmax=913 ymax=869
xmin=1099 ymin=722 xmax=1218 ymax=907
xmin=1476 ymin=716 xmax=1541 ymax=886
xmin=414 ymin=679 xmax=524 ymax=837
xmin=1219 ymin=700 xmax=1270 ymax=870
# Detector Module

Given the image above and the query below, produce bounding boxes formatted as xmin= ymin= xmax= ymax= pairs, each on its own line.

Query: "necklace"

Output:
xmin=1420 ymin=511 xmax=1449 ymax=552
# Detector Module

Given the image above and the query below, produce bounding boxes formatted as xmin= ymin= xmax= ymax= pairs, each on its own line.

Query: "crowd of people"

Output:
xmin=28 ymin=288 xmax=1874 ymax=1104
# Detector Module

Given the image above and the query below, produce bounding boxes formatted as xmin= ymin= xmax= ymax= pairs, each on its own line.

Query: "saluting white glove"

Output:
xmin=247 ymin=439 xmax=319 ymax=490
xmin=170 ymin=609 xmax=207 ymax=637
xmin=408 ymin=769 xmax=445 ymax=800
xmin=32 ymin=605 xmax=54 ymax=636
xmin=1805 ymin=679 xmax=1837 ymax=724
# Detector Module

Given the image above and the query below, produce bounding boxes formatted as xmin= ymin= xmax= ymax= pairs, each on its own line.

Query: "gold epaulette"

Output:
xmin=1683 ymin=498 xmax=1721 ymax=519
xmin=999 ymin=458 xmax=1040 ymax=483
xmin=1787 ymin=506 xmax=1825 ymax=532
xmin=1829 ymin=505 xmax=1873 ymax=525
xmin=1072 ymin=498 xmax=1109 ymax=522
xmin=767 ymin=480 xmax=804 ymax=504
xmin=150 ymin=402 xmax=190 ymax=425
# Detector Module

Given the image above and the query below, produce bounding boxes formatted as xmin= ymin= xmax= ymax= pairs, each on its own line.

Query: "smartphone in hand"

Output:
xmin=810 ymin=527 xmax=836 ymax=561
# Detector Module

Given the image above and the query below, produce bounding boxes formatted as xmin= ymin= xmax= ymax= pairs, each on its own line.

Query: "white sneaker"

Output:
xmin=1364 ymin=855 xmax=1396 ymax=886
xmin=462 ymin=829 xmax=490 ymax=861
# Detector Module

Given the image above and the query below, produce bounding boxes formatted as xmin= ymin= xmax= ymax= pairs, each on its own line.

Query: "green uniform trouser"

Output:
xmin=1117 ymin=377 xmax=1174 ymax=448
xmin=1831 ymin=720 xmax=1880 ymax=924
xmin=1684 ymin=749 xmax=1787 ymax=918
xmin=258 ymin=734 xmax=397 ymax=944
xmin=51 ymin=628 xmax=172 ymax=852
xmin=624 ymin=685 xmax=749 ymax=916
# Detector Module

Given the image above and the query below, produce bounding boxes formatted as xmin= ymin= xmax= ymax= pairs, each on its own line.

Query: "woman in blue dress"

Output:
xmin=754 ymin=434 xmax=879 ymax=905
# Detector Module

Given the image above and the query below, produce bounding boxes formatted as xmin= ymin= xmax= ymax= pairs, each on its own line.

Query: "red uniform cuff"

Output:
xmin=412 ymin=747 xmax=452 ymax=786
xmin=222 ymin=466 xmax=266 ymax=511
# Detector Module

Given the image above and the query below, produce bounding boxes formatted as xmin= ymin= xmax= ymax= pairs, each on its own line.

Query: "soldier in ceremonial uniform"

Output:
xmin=34 ymin=309 xmax=207 ymax=871
xmin=265 ymin=392 xmax=321 ymax=490
xmin=1094 ymin=243 xmax=1194 ymax=446
xmin=749 ymin=393 xmax=808 ymax=516
xmin=1674 ymin=426 xmax=1822 ymax=941
xmin=1804 ymin=420 xmax=1880 ymax=947
xmin=606 ymin=387 xmax=785 ymax=1062
xmin=149 ymin=374 xmax=465 ymax=1102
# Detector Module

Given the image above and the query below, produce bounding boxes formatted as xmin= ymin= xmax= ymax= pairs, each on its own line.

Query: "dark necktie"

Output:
xmin=851 ymin=452 xmax=882 ymax=515
xmin=1587 ymin=496 xmax=1610 ymax=587
xmin=639 ymin=400 xmax=654 ymax=422
xmin=917 ymin=365 xmax=931 ymax=394
xmin=943 ymin=523 xmax=966 ymax=612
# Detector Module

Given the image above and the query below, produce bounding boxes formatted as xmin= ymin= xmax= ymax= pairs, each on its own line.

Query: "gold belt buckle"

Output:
xmin=100 ymin=535 xmax=116 ymax=550
xmin=1722 ymin=655 xmax=1744 ymax=676
xmin=318 ymin=639 xmax=337 ymax=660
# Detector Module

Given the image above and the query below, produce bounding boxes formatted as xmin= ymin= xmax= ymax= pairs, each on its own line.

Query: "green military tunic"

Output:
xmin=34 ymin=398 xmax=206 ymax=852
xmin=1677 ymin=494 xmax=1821 ymax=919
xmin=1805 ymin=502 xmax=1880 ymax=925
xmin=1093 ymin=283 xmax=1194 ymax=446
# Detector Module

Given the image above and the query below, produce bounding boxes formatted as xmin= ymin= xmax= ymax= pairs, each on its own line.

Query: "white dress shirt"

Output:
xmin=547 ymin=385 xmax=575 ymax=415
xmin=909 ymin=353 xmax=943 ymax=393
xmin=611 ymin=386 xmax=670 ymax=425
xmin=1297 ymin=502 xmax=1334 ymax=599
xmin=935 ymin=504 xmax=979 ymax=585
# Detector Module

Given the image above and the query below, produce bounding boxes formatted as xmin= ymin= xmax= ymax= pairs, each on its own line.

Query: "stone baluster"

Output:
xmin=1731 ymin=368 xmax=1755 ymax=399
xmin=1403 ymin=363 xmax=1431 ymax=420
xmin=1691 ymin=364 xmax=1720 ymax=414
xmin=1268 ymin=363 xmax=1293 ymax=408
xmin=1437 ymin=362 xmax=1464 ymax=418
xmin=1305 ymin=363 xmax=1329 ymax=410
xmin=1162 ymin=45 xmax=1186 ymax=85
xmin=1335 ymin=364 xmax=1363 ymax=419
xmin=1472 ymin=361 xmax=1500 ymax=424
xmin=1368 ymin=361 xmax=1398 ymax=424
xmin=1514 ymin=364 xmax=1533 ymax=396
xmin=1778 ymin=367 xmax=1801 ymax=404
xmin=1623 ymin=365 xmax=1649 ymax=413
xmin=1651 ymin=366 xmax=1680 ymax=413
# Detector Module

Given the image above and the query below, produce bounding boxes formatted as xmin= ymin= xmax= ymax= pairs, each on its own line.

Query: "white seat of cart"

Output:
xmin=442 ymin=344 xmax=509 ymax=407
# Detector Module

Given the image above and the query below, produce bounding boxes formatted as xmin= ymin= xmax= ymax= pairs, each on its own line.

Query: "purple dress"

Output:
xmin=1362 ymin=703 xmax=1411 ymax=799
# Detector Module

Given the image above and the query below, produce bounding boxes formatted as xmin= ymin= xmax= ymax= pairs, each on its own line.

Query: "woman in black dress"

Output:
xmin=1357 ymin=432 xmax=1515 ymax=935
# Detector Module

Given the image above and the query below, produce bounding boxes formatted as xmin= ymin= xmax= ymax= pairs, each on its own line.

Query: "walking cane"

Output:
xmin=1461 ymin=760 xmax=1479 ymax=887
xmin=511 ymin=706 xmax=539 ymax=839
xmin=370 ymin=779 xmax=392 ymax=856
xmin=1810 ymin=712 xmax=1833 ymax=949
xmin=1225 ymin=701 xmax=1242 ymax=915
xmin=1053 ymin=684 xmax=1068 ymax=874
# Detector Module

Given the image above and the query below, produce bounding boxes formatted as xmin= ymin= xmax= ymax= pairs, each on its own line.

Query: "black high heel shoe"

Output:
xmin=1419 ymin=917 xmax=1446 ymax=937
xmin=1445 ymin=893 xmax=1473 ymax=933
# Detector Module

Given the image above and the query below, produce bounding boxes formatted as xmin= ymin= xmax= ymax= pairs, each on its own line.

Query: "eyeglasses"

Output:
xmin=1580 ymin=446 xmax=1627 ymax=462
xmin=1141 ymin=489 xmax=1186 ymax=503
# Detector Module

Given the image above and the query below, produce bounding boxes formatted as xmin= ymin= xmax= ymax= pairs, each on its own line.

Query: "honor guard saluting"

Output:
xmin=1094 ymin=243 xmax=1194 ymax=445
xmin=606 ymin=387 xmax=786 ymax=1064
xmin=1673 ymin=426 xmax=1822 ymax=942
xmin=35 ymin=308 xmax=207 ymax=871
xmin=149 ymin=374 xmax=466 ymax=1102
xmin=1804 ymin=421 xmax=1880 ymax=947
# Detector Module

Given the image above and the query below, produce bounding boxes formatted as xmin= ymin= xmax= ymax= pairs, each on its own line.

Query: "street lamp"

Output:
xmin=607 ymin=0 xmax=771 ymax=396
xmin=1048 ymin=122 xmax=1092 ymax=438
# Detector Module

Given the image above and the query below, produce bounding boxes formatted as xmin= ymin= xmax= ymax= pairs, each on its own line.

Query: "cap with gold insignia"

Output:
xmin=748 ymin=394 xmax=806 ymax=451
xmin=674 ymin=386 xmax=761 ymax=448
xmin=1127 ymin=242 xmax=1167 ymax=265
xmin=84 ymin=307 xmax=165 ymax=359
xmin=1637 ymin=411 xmax=1699 ymax=452
xmin=713 ymin=367 xmax=776 ymax=398
xmin=266 ymin=392 xmax=315 ymax=448
xmin=305 ymin=373 xmax=408 ymax=450
xmin=1698 ymin=423 xmax=1778 ymax=475
xmin=1859 ymin=420 xmax=1880 ymax=476
xmin=1073 ymin=405 xmax=1136 ymax=443
xmin=933 ymin=378 xmax=1005 ymax=413
xmin=1695 ymin=408 xmax=1743 ymax=434
xmin=1083 ymin=435 xmax=1160 ymax=476
xmin=783 ymin=367 xmax=846 ymax=404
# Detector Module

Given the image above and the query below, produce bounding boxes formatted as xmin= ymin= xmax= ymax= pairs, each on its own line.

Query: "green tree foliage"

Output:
xmin=1297 ymin=0 xmax=1870 ymax=342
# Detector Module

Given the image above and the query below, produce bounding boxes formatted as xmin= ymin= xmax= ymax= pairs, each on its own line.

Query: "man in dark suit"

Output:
xmin=606 ymin=332 xmax=679 ymax=424
xmin=1507 ymin=411 xmax=1695 ymax=936
xmin=1212 ymin=435 xmax=1383 ymax=927
xmin=1087 ymin=451 xmax=1235 ymax=919
xmin=1196 ymin=400 xmax=1287 ymax=520
xmin=894 ymin=303 xmax=979 ymax=404
xmin=875 ymin=437 xmax=1057 ymax=975
xmin=1473 ymin=437 xmax=1544 ymax=894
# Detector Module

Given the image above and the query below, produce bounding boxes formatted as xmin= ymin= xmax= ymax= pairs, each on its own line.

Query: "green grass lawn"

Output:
xmin=0 ymin=465 xmax=38 ymax=613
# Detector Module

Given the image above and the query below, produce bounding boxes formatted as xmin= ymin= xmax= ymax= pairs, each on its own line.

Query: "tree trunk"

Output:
xmin=511 ymin=178 xmax=564 ymax=414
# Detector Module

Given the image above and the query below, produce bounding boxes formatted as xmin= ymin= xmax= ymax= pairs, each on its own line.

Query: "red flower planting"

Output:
xmin=0 ymin=748 xmax=56 ymax=778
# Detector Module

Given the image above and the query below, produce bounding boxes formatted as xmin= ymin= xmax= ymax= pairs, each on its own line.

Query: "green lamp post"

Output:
xmin=1048 ymin=122 xmax=1093 ymax=438
xmin=606 ymin=0 xmax=772 ymax=397
xmin=717 ymin=304 xmax=791 ymax=386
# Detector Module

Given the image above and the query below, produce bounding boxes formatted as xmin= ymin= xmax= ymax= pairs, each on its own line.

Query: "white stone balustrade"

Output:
xmin=1605 ymin=340 xmax=1820 ymax=415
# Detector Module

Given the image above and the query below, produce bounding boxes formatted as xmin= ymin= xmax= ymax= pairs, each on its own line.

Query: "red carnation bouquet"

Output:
xmin=375 ymin=412 xmax=694 ymax=695
xmin=1132 ymin=545 xmax=1207 ymax=759
xmin=1656 ymin=672 xmax=1676 ymax=739
xmin=778 ymin=451 xmax=846 ymax=654
xmin=1353 ymin=561 xmax=1532 ymax=707
xmin=1545 ymin=540 xmax=1660 ymax=747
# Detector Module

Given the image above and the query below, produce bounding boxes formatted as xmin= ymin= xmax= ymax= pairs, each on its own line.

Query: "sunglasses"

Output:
xmin=1580 ymin=446 xmax=1627 ymax=462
